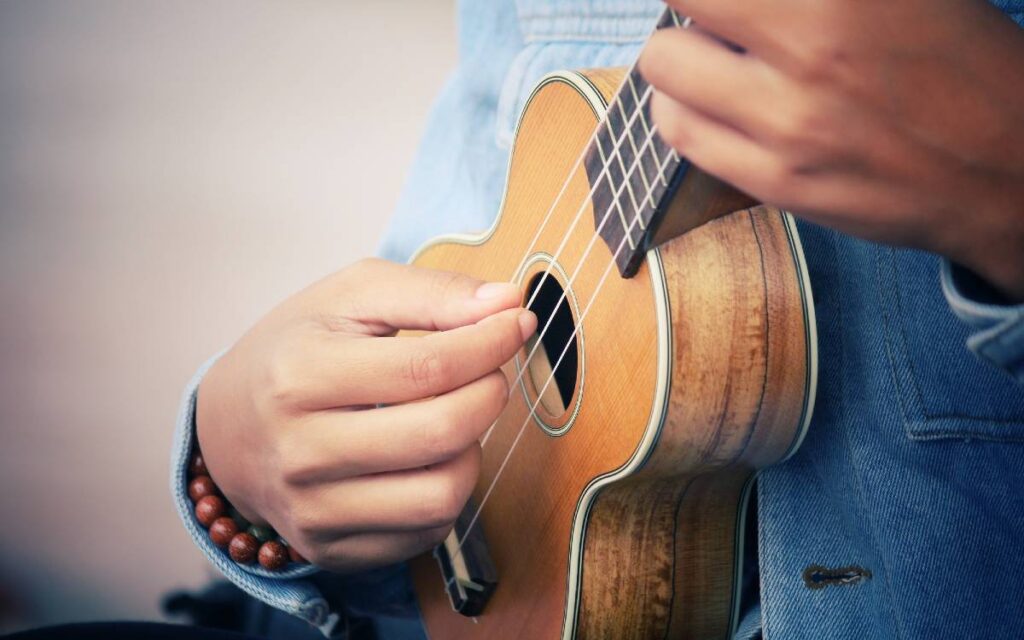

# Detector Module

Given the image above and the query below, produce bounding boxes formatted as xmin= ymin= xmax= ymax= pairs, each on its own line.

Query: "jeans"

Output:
xmin=171 ymin=1 xmax=1024 ymax=637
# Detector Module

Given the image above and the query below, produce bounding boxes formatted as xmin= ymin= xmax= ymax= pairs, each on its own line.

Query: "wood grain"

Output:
xmin=408 ymin=68 xmax=814 ymax=639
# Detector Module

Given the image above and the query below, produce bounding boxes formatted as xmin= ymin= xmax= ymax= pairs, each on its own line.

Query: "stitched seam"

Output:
xmin=879 ymin=248 xmax=1024 ymax=435
xmin=905 ymin=413 xmax=1024 ymax=424
xmin=876 ymin=249 xmax=921 ymax=437
xmin=901 ymin=427 xmax=1024 ymax=443
xmin=886 ymin=250 xmax=936 ymax=422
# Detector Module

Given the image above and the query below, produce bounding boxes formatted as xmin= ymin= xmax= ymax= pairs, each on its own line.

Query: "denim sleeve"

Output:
xmin=940 ymin=260 xmax=1024 ymax=384
xmin=171 ymin=354 xmax=340 ymax=637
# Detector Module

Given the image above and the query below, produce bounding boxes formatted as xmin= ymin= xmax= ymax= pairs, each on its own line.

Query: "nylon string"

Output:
xmin=455 ymin=126 xmax=679 ymax=563
xmin=509 ymin=77 xmax=653 ymax=316
xmin=481 ymin=80 xmax=656 ymax=448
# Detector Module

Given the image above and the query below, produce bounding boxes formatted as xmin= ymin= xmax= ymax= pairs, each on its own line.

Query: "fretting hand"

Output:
xmin=639 ymin=0 xmax=1024 ymax=299
xmin=196 ymin=259 xmax=536 ymax=572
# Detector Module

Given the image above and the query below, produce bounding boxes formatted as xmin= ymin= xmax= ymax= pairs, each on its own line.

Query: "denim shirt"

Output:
xmin=171 ymin=1 xmax=1024 ymax=638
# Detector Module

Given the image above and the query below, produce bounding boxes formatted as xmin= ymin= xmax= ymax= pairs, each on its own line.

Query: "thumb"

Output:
xmin=328 ymin=258 xmax=523 ymax=334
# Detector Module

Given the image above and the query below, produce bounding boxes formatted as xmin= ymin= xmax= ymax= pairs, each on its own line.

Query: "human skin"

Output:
xmin=199 ymin=0 xmax=1024 ymax=574
xmin=196 ymin=259 xmax=536 ymax=571
xmin=639 ymin=0 xmax=1024 ymax=300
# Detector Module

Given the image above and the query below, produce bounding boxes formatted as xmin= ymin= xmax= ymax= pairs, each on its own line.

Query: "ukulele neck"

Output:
xmin=583 ymin=8 xmax=755 ymax=277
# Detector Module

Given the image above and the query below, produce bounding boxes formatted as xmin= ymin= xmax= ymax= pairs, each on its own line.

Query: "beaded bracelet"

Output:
xmin=187 ymin=447 xmax=308 ymax=571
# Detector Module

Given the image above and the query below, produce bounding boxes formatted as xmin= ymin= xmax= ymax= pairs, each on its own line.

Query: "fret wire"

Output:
xmin=605 ymin=104 xmax=646 ymax=232
xmin=593 ymin=122 xmax=638 ymax=249
xmin=461 ymin=13 xmax=692 ymax=565
xmin=594 ymin=123 xmax=637 ymax=250
xmin=628 ymin=74 xmax=670 ymax=189
xmin=572 ymin=6 xmax=691 ymax=269
xmin=619 ymin=73 xmax=658 ymax=212
xmin=455 ymin=139 xmax=679 ymax=567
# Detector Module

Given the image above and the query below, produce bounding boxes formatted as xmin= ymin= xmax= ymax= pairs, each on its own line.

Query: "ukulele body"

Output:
xmin=408 ymin=68 xmax=817 ymax=640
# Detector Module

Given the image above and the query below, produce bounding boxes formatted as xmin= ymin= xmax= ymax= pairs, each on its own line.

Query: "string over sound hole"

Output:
xmin=523 ymin=272 xmax=579 ymax=419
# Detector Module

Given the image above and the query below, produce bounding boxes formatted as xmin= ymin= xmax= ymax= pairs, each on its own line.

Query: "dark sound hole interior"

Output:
xmin=525 ymin=272 xmax=578 ymax=414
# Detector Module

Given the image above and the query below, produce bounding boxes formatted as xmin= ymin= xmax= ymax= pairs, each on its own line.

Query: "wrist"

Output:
xmin=194 ymin=354 xmax=266 ymax=525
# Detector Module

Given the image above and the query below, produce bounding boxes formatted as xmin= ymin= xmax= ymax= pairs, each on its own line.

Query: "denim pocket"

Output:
xmin=877 ymin=247 xmax=1024 ymax=442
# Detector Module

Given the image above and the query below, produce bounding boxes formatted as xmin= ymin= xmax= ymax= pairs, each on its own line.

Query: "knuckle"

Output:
xmin=303 ymin=544 xmax=331 ymax=568
xmin=421 ymin=407 xmax=462 ymax=460
xmin=407 ymin=348 xmax=448 ymax=394
xmin=277 ymin=438 xmax=315 ymax=486
xmin=770 ymin=103 xmax=827 ymax=153
xmin=660 ymin=120 xmax=689 ymax=154
xmin=347 ymin=257 xmax=384 ymax=279
xmin=651 ymin=98 xmax=689 ymax=153
xmin=418 ymin=526 xmax=451 ymax=551
xmin=793 ymin=43 xmax=844 ymax=84
xmin=336 ymin=258 xmax=390 ymax=293
xmin=429 ymin=270 xmax=467 ymax=302
xmin=638 ymin=38 xmax=671 ymax=87
xmin=769 ymin=113 xmax=801 ymax=149
xmin=287 ymin=504 xmax=324 ymax=540
xmin=417 ymin=478 xmax=465 ymax=529
xmin=265 ymin=351 xmax=304 ymax=409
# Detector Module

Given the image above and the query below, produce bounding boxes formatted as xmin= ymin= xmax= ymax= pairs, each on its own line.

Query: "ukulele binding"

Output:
xmin=408 ymin=57 xmax=817 ymax=639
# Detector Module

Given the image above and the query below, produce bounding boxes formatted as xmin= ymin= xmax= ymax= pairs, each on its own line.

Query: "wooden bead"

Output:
xmin=258 ymin=540 xmax=288 ymax=571
xmin=188 ymin=451 xmax=208 ymax=477
xmin=188 ymin=475 xmax=217 ymax=502
xmin=194 ymin=495 xmax=226 ymax=528
xmin=228 ymin=532 xmax=259 ymax=564
xmin=209 ymin=516 xmax=239 ymax=549
xmin=287 ymin=544 xmax=307 ymax=564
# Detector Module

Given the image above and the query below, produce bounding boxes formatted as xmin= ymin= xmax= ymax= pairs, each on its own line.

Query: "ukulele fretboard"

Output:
xmin=583 ymin=8 xmax=689 ymax=277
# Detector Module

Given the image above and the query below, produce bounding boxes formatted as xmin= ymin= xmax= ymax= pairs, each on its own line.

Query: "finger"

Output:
xmin=295 ymin=306 xmax=535 ymax=408
xmin=650 ymin=90 xmax=782 ymax=203
xmin=326 ymin=258 xmax=524 ymax=335
xmin=285 ymin=370 xmax=510 ymax=481
xmin=300 ymin=525 xmax=452 ymax=573
xmin=640 ymin=27 xmax=778 ymax=140
xmin=295 ymin=444 xmax=481 ymax=537
xmin=650 ymin=91 xmax=925 ymax=241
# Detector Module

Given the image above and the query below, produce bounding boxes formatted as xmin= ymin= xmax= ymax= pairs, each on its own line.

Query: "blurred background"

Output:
xmin=0 ymin=0 xmax=456 ymax=631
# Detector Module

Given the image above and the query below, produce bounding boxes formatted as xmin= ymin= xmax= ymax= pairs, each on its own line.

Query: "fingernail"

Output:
xmin=518 ymin=310 xmax=537 ymax=341
xmin=475 ymin=281 xmax=518 ymax=300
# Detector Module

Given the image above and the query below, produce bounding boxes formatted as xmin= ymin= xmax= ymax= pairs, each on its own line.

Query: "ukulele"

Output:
xmin=407 ymin=9 xmax=817 ymax=639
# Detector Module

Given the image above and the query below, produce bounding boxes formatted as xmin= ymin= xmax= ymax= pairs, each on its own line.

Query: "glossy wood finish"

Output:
xmin=408 ymin=68 xmax=814 ymax=639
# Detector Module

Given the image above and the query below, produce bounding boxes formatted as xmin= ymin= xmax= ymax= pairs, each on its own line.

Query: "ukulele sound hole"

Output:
xmin=523 ymin=272 xmax=578 ymax=417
